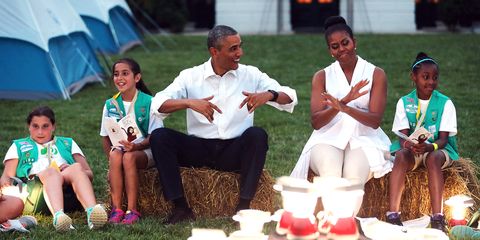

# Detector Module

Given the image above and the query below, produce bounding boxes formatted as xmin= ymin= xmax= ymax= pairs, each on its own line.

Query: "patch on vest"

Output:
xmin=430 ymin=110 xmax=438 ymax=122
xmin=107 ymin=107 xmax=122 ymax=118
xmin=19 ymin=143 xmax=34 ymax=152
xmin=405 ymin=103 xmax=417 ymax=114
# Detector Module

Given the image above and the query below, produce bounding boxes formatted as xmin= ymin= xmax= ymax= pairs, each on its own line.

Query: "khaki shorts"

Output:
xmin=412 ymin=149 xmax=451 ymax=171
xmin=143 ymin=148 xmax=155 ymax=168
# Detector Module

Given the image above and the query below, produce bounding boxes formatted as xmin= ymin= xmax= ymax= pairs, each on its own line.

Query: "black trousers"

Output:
xmin=150 ymin=126 xmax=268 ymax=201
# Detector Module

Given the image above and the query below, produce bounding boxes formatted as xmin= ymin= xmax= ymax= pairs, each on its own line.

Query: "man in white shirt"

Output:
xmin=150 ymin=25 xmax=297 ymax=224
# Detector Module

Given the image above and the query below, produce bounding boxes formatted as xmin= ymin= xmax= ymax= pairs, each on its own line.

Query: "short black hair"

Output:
xmin=207 ymin=25 xmax=238 ymax=50
xmin=324 ymin=16 xmax=354 ymax=44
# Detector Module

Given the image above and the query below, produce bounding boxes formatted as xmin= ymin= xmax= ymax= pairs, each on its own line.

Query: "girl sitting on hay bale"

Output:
xmin=100 ymin=58 xmax=163 ymax=225
xmin=387 ymin=52 xmax=459 ymax=233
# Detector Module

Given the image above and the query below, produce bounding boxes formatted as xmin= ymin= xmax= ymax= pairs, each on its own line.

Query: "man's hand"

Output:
xmin=341 ymin=79 xmax=369 ymax=104
xmin=239 ymin=91 xmax=273 ymax=113
xmin=189 ymin=95 xmax=222 ymax=122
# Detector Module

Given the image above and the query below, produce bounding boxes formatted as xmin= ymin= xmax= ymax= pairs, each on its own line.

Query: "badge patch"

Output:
xmin=405 ymin=103 xmax=417 ymax=114
xmin=20 ymin=144 xmax=33 ymax=152
xmin=431 ymin=110 xmax=438 ymax=122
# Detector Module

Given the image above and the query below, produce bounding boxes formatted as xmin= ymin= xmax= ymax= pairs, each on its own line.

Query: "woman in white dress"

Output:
xmin=291 ymin=16 xmax=392 ymax=214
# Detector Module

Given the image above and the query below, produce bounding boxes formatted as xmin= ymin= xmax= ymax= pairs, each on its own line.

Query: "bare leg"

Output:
xmin=123 ymin=151 xmax=148 ymax=211
xmin=38 ymin=168 xmax=65 ymax=214
xmin=389 ymin=149 xmax=415 ymax=212
xmin=425 ymin=151 xmax=446 ymax=214
xmin=61 ymin=163 xmax=96 ymax=209
xmin=0 ymin=195 xmax=24 ymax=223
xmin=109 ymin=149 xmax=124 ymax=210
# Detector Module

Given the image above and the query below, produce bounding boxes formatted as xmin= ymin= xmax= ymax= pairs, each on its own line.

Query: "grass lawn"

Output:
xmin=1 ymin=33 xmax=479 ymax=239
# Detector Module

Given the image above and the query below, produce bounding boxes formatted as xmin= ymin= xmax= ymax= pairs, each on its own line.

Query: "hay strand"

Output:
xmin=121 ymin=167 xmax=278 ymax=218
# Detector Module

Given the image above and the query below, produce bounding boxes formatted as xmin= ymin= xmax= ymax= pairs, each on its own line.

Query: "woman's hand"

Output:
xmin=341 ymin=79 xmax=369 ymax=104
xmin=321 ymin=92 xmax=349 ymax=112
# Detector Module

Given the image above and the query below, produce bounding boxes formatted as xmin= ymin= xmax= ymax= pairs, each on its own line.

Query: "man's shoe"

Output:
xmin=165 ymin=207 xmax=195 ymax=224
xmin=386 ymin=212 xmax=403 ymax=226
xmin=430 ymin=214 xmax=448 ymax=233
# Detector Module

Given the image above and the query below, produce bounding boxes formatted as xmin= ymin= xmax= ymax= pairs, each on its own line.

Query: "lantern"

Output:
xmin=273 ymin=176 xmax=319 ymax=239
xmin=314 ymin=176 xmax=364 ymax=240
xmin=445 ymin=195 xmax=474 ymax=227
xmin=187 ymin=228 xmax=227 ymax=240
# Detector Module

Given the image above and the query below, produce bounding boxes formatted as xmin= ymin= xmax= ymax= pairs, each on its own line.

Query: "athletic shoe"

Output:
xmin=122 ymin=210 xmax=141 ymax=225
xmin=386 ymin=212 xmax=403 ymax=226
xmin=430 ymin=214 xmax=448 ymax=233
xmin=53 ymin=210 xmax=73 ymax=232
xmin=18 ymin=215 xmax=37 ymax=229
xmin=108 ymin=208 xmax=125 ymax=224
xmin=86 ymin=204 xmax=108 ymax=230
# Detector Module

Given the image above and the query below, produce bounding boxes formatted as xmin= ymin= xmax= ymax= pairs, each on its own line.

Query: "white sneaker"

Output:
xmin=87 ymin=204 xmax=108 ymax=230
xmin=53 ymin=210 xmax=73 ymax=232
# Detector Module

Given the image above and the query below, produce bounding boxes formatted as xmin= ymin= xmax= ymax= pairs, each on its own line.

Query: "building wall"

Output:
xmin=340 ymin=0 xmax=416 ymax=33
xmin=215 ymin=0 xmax=292 ymax=34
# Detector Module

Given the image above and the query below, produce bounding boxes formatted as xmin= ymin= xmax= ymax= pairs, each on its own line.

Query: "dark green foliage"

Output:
xmin=129 ymin=0 xmax=188 ymax=33
xmin=437 ymin=0 xmax=480 ymax=30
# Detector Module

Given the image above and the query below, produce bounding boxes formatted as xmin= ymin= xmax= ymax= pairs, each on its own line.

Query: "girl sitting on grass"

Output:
xmin=0 ymin=106 xmax=107 ymax=232
xmin=100 ymin=58 xmax=163 ymax=225
xmin=387 ymin=52 xmax=459 ymax=233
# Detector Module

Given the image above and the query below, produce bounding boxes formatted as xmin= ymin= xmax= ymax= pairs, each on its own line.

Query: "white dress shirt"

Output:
xmin=152 ymin=58 xmax=297 ymax=139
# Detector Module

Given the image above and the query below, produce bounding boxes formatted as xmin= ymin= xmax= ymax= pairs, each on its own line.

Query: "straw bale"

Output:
xmin=308 ymin=158 xmax=480 ymax=221
xmin=120 ymin=167 xmax=278 ymax=218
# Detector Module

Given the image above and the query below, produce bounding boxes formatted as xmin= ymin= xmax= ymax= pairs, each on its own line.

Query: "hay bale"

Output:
xmin=128 ymin=167 xmax=277 ymax=218
xmin=359 ymin=158 xmax=480 ymax=221
xmin=308 ymin=158 xmax=480 ymax=221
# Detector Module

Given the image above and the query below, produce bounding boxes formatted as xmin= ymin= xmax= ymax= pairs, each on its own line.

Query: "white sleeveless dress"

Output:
xmin=291 ymin=56 xmax=392 ymax=179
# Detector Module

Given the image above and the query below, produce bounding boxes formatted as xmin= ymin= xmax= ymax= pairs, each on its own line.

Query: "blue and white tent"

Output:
xmin=69 ymin=0 xmax=143 ymax=54
xmin=0 ymin=0 xmax=104 ymax=100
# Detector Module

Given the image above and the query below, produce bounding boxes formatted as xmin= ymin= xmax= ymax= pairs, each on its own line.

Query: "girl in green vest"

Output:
xmin=386 ymin=52 xmax=459 ymax=232
xmin=100 ymin=58 xmax=163 ymax=225
xmin=0 ymin=106 xmax=107 ymax=231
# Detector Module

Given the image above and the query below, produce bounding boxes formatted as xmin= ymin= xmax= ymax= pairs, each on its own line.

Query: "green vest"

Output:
xmin=14 ymin=137 xmax=75 ymax=178
xmin=105 ymin=91 xmax=151 ymax=137
xmin=390 ymin=90 xmax=459 ymax=160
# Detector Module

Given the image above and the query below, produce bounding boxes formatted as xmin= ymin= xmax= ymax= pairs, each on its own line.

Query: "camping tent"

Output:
xmin=69 ymin=0 xmax=143 ymax=54
xmin=0 ymin=0 xmax=104 ymax=100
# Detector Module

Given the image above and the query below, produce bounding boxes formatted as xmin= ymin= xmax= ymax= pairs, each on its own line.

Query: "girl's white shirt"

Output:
xmin=3 ymin=139 xmax=84 ymax=176
xmin=392 ymin=98 xmax=457 ymax=136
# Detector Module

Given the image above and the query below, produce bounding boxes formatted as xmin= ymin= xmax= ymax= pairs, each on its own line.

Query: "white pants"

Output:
xmin=310 ymin=143 xmax=371 ymax=215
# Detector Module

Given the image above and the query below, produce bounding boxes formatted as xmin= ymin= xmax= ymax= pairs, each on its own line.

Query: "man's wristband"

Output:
xmin=268 ymin=90 xmax=279 ymax=102
xmin=432 ymin=143 xmax=438 ymax=151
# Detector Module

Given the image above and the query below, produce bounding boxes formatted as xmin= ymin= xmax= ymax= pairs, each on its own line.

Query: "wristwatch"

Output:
xmin=268 ymin=90 xmax=279 ymax=102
